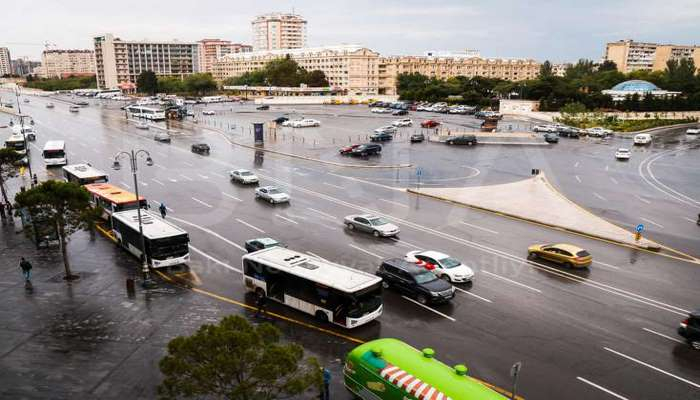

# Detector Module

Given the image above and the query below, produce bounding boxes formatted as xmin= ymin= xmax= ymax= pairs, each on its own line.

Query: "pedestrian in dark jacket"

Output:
xmin=19 ymin=257 xmax=32 ymax=282
xmin=159 ymin=202 xmax=167 ymax=219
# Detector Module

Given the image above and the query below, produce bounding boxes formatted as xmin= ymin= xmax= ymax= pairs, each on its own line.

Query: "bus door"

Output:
xmin=265 ymin=265 xmax=285 ymax=301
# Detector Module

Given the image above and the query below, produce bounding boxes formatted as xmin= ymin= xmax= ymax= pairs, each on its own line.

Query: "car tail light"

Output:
xmin=680 ymin=318 xmax=688 ymax=329
xmin=575 ymin=257 xmax=588 ymax=262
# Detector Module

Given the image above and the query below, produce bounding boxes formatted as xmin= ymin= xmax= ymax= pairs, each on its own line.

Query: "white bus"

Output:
xmin=126 ymin=105 xmax=166 ymax=121
xmin=112 ymin=209 xmax=190 ymax=268
xmin=42 ymin=140 xmax=67 ymax=166
xmin=62 ymin=163 xmax=109 ymax=185
xmin=200 ymin=96 xmax=226 ymax=103
xmin=242 ymin=247 xmax=383 ymax=328
xmin=95 ymin=89 xmax=121 ymax=99
xmin=5 ymin=134 xmax=28 ymax=155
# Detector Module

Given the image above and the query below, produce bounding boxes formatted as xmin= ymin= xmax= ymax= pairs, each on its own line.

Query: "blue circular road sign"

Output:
xmin=636 ymin=224 xmax=644 ymax=233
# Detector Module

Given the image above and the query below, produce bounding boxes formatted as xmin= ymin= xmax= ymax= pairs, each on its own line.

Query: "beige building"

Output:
xmin=37 ymin=50 xmax=95 ymax=79
xmin=378 ymin=55 xmax=540 ymax=95
xmin=605 ymin=39 xmax=700 ymax=73
xmin=212 ymin=45 xmax=380 ymax=95
xmin=94 ymin=33 xmax=199 ymax=89
xmin=198 ymin=39 xmax=252 ymax=73
xmin=0 ymin=47 xmax=11 ymax=76
xmin=252 ymin=13 xmax=307 ymax=51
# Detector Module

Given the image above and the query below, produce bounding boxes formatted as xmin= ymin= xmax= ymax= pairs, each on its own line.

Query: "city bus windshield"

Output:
xmin=150 ymin=234 xmax=190 ymax=259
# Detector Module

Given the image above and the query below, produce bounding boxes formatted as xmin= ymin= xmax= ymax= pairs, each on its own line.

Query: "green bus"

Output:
xmin=344 ymin=338 xmax=508 ymax=400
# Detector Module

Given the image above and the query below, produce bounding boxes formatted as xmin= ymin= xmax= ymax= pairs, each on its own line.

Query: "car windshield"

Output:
xmin=368 ymin=217 xmax=389 ymax=226
xmin=439 ymin=257 xmax=462 ymax=268
xmin=414 ymin=271 xmax=438 ymax=284
xmin=240 ymin=171 xmax=253 ymax=176
xmin=267 ymin=188 xmax=282 ymax=194
xmin=576 ymin=250 xmax=590 ymax=257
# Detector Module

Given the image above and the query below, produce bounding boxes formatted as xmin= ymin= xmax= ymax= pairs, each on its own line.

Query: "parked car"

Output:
xmin=244 ymin=237 xmax=286 ymax=253
xmin=558 ymin=127 xmax=580 ymax=138
xmin=544 ymin=133 xmax=559 ymax=143
xmin=534 ymin=125 xmax=558 ymax=133
xmin=202 ymin=110 xmax=216 ymax=116
xmin=392 ymin=118 xmax=413 ymax=127
xmin=344 ymin=214 xmax=400 ymax=237
xmin=392 ymin=109 xmax=408 ymax=116
xmin=445 ymin=134 xmax=477 ymax=146
xmin=350 ymin=143 xmax=382 ymax=157
xmin=191 ymin=143 xmax=211 ymax=154
xmin=371 ymin=107 xmax=392 ymax=114
xmin=370 ymin=132 xmax=393 ymax=142
xmin=527 ymin=243 xmax=592 ymax=268
xmin=256 ymin=105 xmax=270 ymax=110
xmin=45 ymin=102 xmax=54 ymax=109
xmin=289 ymin=119 xmax=320 ymax=128
xmin=410 ymin=133 xmax=425 ymax=143
xmin=421 ymin=120 xmax=441 ymax=128
xmin=404 ymin=250 xmax=474 ymax=283
xmin=154 ymin=132 xmax=171 ymax=143
xmin=69 ymin=105 xmax=80 ymax=112
xmin=686 ymin=127 xmax=700 ymax=135
xmin=615 ymin=148 xmax=631 ymax=160
xmin=374 ymin=125 xmax=397 ymax=134
xmin=677 ymin=309 xmax=700 ymax=350
xmin=255 ymin=186 xmax=290 ymax=204
xmin=586 ymin=127 xmax=613 ymax=137
xmin=634 ymin=133 xmax=652 ymax=145
xmin=376 ymin=258 xmax=455 ymax=305
xmin=274 ymin=116 xmax=289 ymax=124
xmin=75 ymin=101 xmax=89 ymax=106
xmin=339 ymin=144 xmax=361 ymax=155
xmin=229 ymin=169 xmax=259 ymax=184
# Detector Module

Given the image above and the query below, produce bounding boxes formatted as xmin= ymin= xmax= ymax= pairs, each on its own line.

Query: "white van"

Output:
xmin=634 ymin=133 xmax=652 ymax=145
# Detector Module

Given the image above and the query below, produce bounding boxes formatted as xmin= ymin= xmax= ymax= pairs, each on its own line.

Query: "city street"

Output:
xmin=2 ymin=94 xmax=700 ymax=400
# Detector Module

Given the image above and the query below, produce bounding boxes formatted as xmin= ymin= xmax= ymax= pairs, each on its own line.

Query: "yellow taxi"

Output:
xmin=527 ymin=243 xmax=592 ymax=268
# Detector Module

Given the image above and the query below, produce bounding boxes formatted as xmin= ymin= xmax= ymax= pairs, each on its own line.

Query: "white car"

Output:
xmin=255 ymin=186 xmax=290 ymax=204
xmin=633 ymin=133 xmax=652 ymax=145
xmin=371 ymin=108 xmax=392 ymax=114
xmin=229 ymin=169 xmax=259 ymax=184
xmin=615 ymin=148 xmax=631 ymax=160
xmin=374 ymin=125 xmax=398 ymax=134
xmin=392 ymin=118 xmax=413 ymax=127
xmin=202 ymin=110 xmax=216 ymax=115
xmin=686 ymin=127 xmax=700 ymax=135
xmin=289 ymin=119 xmax=320 ymax=128
xmin=586 ymin=127 xmax=613 ymax=137
xmin=533 ymin=125 xmax=558 ymax=133
xmin=344 ymin=214 xmax=400 ymax=237
xmin=404 ymin=251 xmax=474 ymax=283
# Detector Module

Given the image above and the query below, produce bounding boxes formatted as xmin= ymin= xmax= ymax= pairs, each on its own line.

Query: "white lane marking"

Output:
xmin=189 ymin=245 xmax=242 ymax=273
xmin=603 ymin=347 xmax=700 ymax=389
xmin=183 ymin=161 xmax=194 ymax=167
xmin=454 ymin=287 xmax=492 ymax=303
xmin=323 ymin=182 xmax=345 ymax=190
xmin=574 ymin=161 xmax=580 ymax=168
xmin=481 ymin=270 xmax=542 ymax=293
xmin=379 ymin=198 xmax=409 ymax=208
xmin=328 ymin=172 xmax=403 ymax=192
xmin=191 ymin=197 xmax=213 ymax=208
xmin=179 ymin=174 xmax=193 ymax=181
xmin=275 ymin=214 xmax=299 ymax=225
xmin=168 ymin=216 xmax=246 ymax=252
xmin=221 ymin=192 xmax=242 ymax=202
xmin=642 ymin=328 xmax=685 ymax=344
xmin=140 ymin=181 xmax=148 ymax=187
xmin=235 ymin=218 xmax=265 ymax=233
xmin=257 ymin=168 xmax=267 ymax=172
xmin=151 ymin=178 xmax=164 ymax=186
xmin=575 ymin=175 xmax=582 ymax=183
xmin=594 ymin=261 xmax=621 ymax=270
xmin=348 ymin=244 xmax=383 ymax=259
xmin=605 ymin=165 xmax=609 ymax=171
xmin=306 ymin=207 xmax=338 ymax=221
xmin=197 ymin=174 xmax=209 ymax=179
xmin=168 ymin=178 xmax=178 ymax=183
xmin=389 ymin=238 xmax=421 ymax=249
xmin=154 ymin=163 xmax=166 ymax=170
xmin=150 ymin=200 xmax=174 ymax=212
xmin=610 ymin=177 xmax=619 ymax=185
xmin=576 ymin=377 xmax=629 ymax=400
xmin=119 ymin=181 xmax=131 ymax=189
xmin=210 ymin=172 xmax=225 ymax=178
xmin=593 ymin=192 xmax=607 ymax=201
xmin=77 ymin=142 xmax=87 ymax=148
xmin=640 ymin=217 xmax=664 ymax=229
xmin=460 ymin=221 xmax=499 ymax=235
xmin=683 ymin=217 xmax=696 ymax=223
xmin=635 ymin=194 xmax=651 ymax=204
xmin=401 ymin=296 xmax=456 ymax=321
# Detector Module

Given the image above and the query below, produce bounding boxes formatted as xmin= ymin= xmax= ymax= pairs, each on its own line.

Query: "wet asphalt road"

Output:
xmin=3 ymin=94 xmax=700 ymax=400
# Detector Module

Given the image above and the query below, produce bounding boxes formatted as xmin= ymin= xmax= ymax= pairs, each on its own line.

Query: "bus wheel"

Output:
xmin=255 ymin=288 xmax=266 ymax=298
xmin=315 ymin=311 xmax=328 ymax=323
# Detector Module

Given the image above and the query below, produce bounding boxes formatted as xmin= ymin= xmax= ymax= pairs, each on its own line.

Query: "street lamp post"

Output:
xmin=15 ymin=89 xmax=35 ymax=187
xmin=112 ymin=149 xmax=155 ymax=288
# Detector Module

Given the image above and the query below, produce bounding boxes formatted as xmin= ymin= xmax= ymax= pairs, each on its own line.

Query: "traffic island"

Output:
xmin=407 ymin=173 xmax=677 ymax=254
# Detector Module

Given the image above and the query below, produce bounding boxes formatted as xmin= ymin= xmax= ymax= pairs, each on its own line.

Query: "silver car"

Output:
xmin=344 ymin=214 xmax=400 ymax=237
xmin=255 ymin=186 xmax=290 ymax=204
xmin=229 ymin=169 xmax=259 ymax=184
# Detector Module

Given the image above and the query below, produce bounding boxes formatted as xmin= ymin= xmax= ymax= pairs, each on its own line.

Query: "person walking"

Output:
xmin=319 ymin=367 xmax=331 ymax=400
xmin=19 ymin=257 xmax=32 ymax=283
xmin=159 ymin=202 xmax=167 ymax=219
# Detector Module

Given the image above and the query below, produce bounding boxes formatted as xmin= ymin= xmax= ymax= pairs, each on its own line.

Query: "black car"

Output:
xmin=351 ymin=143 xmax=382 ymax=156
xmin=370 ymin=132 xmax=393 ymax=142
xmin=274 ymin=116 xmax=288 ymax=124
xmin=191 ymin=143 xmax=210 ymax=154
xmin=392 ymin=109 xmax=408 ymax=116
xmin=544 ymin=133 xmax=559 ymax=143
xmin=244 ymin=237 xmax=286 ymax=253
xmin=445 ymin=135 xmax=477 ymax=146
xmin=256 ymin=105 xmax=270 ymax=110
xmin=75 ymin=101 xmax=89 ymax=106
xmin=678 ymin=309 xmax=700 ymax=349
xmin=376 ymin=258 xmax=455 ymax=304
xmin=410 ymin=133 xmax=425 ymax=143
xmin=558 ymin=127 xmax=580 ymax=138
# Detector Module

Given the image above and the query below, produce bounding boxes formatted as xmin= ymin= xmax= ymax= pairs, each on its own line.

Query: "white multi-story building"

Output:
xmin=94 ymin=33 xmax=199 ymax=89
xmin=198 ymin=39 xmax=252 ymax=73
xmin=0 ymin=47 xmax=12 ymax=76
xmin=212 ymin=45 xmax=379 ymax=95
xmin=605 ymin=39 xmax=700 ymax=73
xmin=252 ymin=13 xmax=307 ymax=51
xmin=37 ymin=49 xmax=95 ymax=79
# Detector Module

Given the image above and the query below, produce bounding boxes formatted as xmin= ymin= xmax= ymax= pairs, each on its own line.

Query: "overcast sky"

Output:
xmin=3 ymin=0 xmax=699 ymax=62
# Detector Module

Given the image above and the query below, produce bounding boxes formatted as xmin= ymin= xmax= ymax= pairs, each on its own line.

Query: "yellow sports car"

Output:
xmin=527 ymin=243 xmax=592 ymax=268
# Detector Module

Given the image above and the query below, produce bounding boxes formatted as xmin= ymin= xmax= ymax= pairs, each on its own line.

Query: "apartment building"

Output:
xmin=377 ymin=55 xmax=540 ymax=95
xmin=94 ymin=33 xmax=199 ymax=89
xmin=605 ymin=39 xmax=700 ymax=73
xmin=198 ymin=39 xmax=252 ymax=73
xmin=252 ymin=13 xmax=307 ymax=51
xmin=212 ymin=45 xmax=380 ymax=95
xmin=0 ymin=47 xmax=11 ymax=76
xmin=36 ymin=49 xmax=95 ymax=79
xmin=11 ymin=57 xmax=41 ymax=76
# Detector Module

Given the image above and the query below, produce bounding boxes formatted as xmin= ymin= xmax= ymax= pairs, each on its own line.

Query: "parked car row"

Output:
xmin=474 ymin=110 xmax=503 ymax=120
xmin=533 ymin=124 xmax=613 ymax=138
xmin=415 ymin=102 xmax=478 ymax=115
xmin=339 ymin=143 xmax=383 ymax=157
xmin=368 ymin=101 xmax=409 ymax=110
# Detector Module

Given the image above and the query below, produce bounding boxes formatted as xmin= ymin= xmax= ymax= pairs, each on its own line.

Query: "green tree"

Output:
xmin=23 ymin=75 xmax=96 ymax=91
xmin=225 ymin=70 xmax=267 ymax=86
xmin=158 ymin=77 xmax=187 ymax=93
xmin=137 ymin=71 xmax=158 ymax=95
xmin=158 ymin=315 xmax=321 ymax=400
xmin=184 ymin=73 xmax=218 ymax=96
xmin=0 ymin=148 xmax=24 ymax=211
xmin=598 ymin=60 xmax=618 ymax=72
xmin=664 ymin=58 xmax=698 ymax=93
xmin=306 ymin=70 xmax=329 ymax=87
xmin=539 ymin=60 xmax=553 ymax=78
xmin=264 ymin=56 xmax=307 ymax=87
xmin=14 ymin=181 xmax=95 ymax=280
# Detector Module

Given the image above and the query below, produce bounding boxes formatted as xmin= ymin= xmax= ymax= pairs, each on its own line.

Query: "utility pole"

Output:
xmin=14 ymin=89 xmax=34 ymax=187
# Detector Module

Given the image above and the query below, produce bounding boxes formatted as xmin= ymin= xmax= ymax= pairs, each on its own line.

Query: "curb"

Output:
xmin=616 ymin=122 xmax=699 ymax=137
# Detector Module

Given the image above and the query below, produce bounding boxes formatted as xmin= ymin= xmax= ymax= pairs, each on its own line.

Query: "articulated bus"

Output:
xmin=112 ymin=209 xmax=190 ymax=268
xmin=84 ymin=183 xmax=147 ymax=227
xmin=62 ymin=164 xmax=109 ymax=185
xmin=344 ymin=338 xmax=508 ymax=400
xmin=242 ymin=247 xmax=383 ymax=328
xmin=42 ymin=140 xmax=67 ymax=166
xmin=125 ymin=105 xmax=166 ymax=121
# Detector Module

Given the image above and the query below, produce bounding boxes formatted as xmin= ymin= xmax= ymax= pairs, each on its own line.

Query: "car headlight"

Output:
xmin=430 ymin=291 xmax=440 ymax=297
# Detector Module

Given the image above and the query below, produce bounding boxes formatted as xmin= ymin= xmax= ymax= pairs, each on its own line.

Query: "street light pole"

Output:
xmin=15 ymin=89 xmax=35 ymax=187
xmin=113 ymin=149 xmax=155 ymax=288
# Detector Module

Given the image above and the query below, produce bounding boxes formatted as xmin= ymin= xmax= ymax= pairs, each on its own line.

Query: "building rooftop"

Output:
xmin=610 ymin=80 xmax=660 ymax=92
xmin=220 ymin=44 xmax=374 ymax=60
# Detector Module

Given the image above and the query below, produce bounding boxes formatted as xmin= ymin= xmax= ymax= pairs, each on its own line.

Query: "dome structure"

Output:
xmin=610 ymin=80 xmax=660 ymax=92
xmin=603 ymin=79 xmax=680 ymax=101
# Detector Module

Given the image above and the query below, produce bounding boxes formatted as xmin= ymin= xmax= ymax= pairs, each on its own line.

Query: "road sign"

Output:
xmin=636 ymin=224 xmax=644 ymax=233
xmin=510 ymin=361 xmax=522 ymax=378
